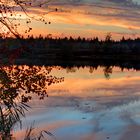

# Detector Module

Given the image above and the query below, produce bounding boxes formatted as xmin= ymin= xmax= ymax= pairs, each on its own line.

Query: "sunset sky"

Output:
xmin=19 ymin=0 xmax=140 ymax=40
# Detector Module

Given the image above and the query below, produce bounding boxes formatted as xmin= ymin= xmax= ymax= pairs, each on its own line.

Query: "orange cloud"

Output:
xmin=6 ymin=2 xmax=140 ymax=39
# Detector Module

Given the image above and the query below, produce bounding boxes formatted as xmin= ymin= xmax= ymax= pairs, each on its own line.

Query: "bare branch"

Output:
xmin=0 ymin=0 xmax=54 ymax=38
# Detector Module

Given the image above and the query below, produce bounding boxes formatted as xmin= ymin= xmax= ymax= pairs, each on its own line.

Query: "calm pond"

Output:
xmin=13 ymin=66 xmax=140 ymax=140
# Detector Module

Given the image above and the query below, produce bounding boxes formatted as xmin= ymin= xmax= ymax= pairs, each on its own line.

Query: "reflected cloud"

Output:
xmin=48 ymin=76 xmax=140 ymax=97
xmin=45 ymin=67 xmax=140 ymax=112
xmin=11 ymin=66 xmax=140 ymax=140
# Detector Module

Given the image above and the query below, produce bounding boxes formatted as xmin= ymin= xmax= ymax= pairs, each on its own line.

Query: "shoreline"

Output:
xmin=0 ymin=56 xmax=140 ymax=70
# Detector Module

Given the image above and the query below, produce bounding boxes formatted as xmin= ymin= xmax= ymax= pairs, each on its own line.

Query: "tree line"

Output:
xmin=1 ymin=35 xmax=140 ymax=55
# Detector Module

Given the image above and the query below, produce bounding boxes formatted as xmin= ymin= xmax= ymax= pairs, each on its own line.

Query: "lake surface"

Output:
xmin=13 ymin=66 xmax=140 ymax=140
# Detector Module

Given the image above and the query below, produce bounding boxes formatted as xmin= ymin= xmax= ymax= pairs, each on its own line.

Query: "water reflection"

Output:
xmin=1 ymin=65 xmax=140 ymax=140
xmin=0 ymin=65 xmax=64 ymax=140
xmin=103 ymin=66 xmax=113 ymax=79
xmin=26 ymin=66 xmax=140 ymax=140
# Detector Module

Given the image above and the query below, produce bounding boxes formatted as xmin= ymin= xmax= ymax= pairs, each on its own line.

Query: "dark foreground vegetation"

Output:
xmin=1 ymin=35 xmax=140 ymax=69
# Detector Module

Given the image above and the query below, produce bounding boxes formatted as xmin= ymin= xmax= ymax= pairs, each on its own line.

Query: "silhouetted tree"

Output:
xmin=105 ymin=33 xmax=112 ymax=43
xmin=0 ymin=65 xmax=64 ymax=139
xmin=0 ymin=0 xmax=55 ymax=38
xmin=0 ymin=0 xmax=59 ymax=64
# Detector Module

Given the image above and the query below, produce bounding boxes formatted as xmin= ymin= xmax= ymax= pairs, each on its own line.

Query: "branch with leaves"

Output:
xmin=0 ymin=65 xmax=64 ymax=139
xmin=0 ymin=0 xmax=56 ymax=38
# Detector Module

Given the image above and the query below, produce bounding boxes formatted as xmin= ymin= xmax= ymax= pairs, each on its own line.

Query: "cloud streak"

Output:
xmin=17 ymin=0 xmax=140 ymax=39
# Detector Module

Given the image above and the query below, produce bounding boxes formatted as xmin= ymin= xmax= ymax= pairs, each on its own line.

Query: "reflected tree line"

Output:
xmin=0 ymin=65 xmax=64 ymax=140
xmin=66 ymin=65 xmax=134 ymax=79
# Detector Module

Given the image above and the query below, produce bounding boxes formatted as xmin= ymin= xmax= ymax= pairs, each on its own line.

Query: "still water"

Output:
xmin=13 ymin=66 xmax=140 ymax=140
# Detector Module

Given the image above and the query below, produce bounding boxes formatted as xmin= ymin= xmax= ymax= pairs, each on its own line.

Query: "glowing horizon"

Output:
xmin=4 ymin=0 xmax=140 ymax=40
